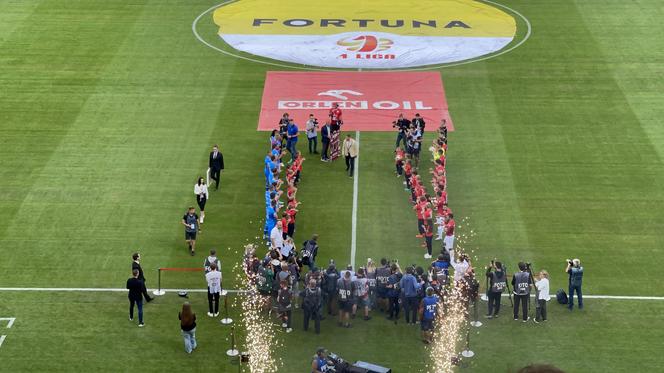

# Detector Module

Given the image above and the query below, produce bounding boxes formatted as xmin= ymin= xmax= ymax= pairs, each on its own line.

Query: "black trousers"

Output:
xmin=513 ymin=294 xmax=529 ymax=320
xmin=303 ymin=306 xmax=320 ymax=333
xmin=321 ymin=139 xmax=330 ymax=159
xmin=325 ymin=292 xmax=336 ymax=315
xmin=345 ymin=155 xmax=355 ymax=176
xmin=536 ymin=299 xmax=547 ymax=321
xmin=141 ymin=281 xmax=152 ymax=302
xmin=281 ymin=309 xmax=292 ymax=328
xmin=404 ymin=297 xmax=419 ymax=323
xmin=208 ymin=290 xmax=220 ymax=314
xmin=210 ymin=168 xmax=221 ymax=189
xmin=425 ymin=235 xmax=433 ymax=255
xmin=388 ymin=296 xmax=400 ymax=319
xmin=487 ymin=291 xmax=502 ymax=316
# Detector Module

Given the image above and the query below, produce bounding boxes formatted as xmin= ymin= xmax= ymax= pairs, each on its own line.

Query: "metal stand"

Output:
xmin=220 ymin=289 xmax=233 ymax=325
xmin=470 ymin=299 xmax=482 ymax=327
xmin=226 ymin=325 xmax=239 ymax=357
xmin=461 ymin=322 xmax=475 ymax=358
xmin=152 ymin=268 xmax=166 ymax=295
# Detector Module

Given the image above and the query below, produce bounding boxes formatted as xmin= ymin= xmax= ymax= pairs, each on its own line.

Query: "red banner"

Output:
xmin=258 ymin=71 xmax=454 ymax=132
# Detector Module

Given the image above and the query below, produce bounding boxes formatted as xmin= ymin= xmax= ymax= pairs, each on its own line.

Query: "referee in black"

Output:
xmin=132 ymin=253 xmax=153 ymax=302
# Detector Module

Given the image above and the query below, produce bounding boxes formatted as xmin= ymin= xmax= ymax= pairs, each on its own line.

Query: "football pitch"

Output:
xmin=1 ymin=0 xmax=664 ymax=372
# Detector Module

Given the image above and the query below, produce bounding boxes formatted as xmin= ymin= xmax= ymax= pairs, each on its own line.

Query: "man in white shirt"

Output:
xmin=205 ymin=262 xmax=222 ymax=317
xmin=342 ymin=134 xmax=359 ymax=178
xmin=270 ymin=221 xmax=284 ymax=251
xmin=451 ymin=254 xmax=470 ymax=283
xmin=534 ymin=270 xmax=550 ymax=323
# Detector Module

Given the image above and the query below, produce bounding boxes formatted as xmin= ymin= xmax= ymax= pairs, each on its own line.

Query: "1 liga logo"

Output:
xmin=211 ymin=0 xmax=518 ymax=69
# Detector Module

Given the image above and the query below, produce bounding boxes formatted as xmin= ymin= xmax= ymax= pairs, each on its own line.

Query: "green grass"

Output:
xmin=1 ymin=0 xmax=664 ymax=372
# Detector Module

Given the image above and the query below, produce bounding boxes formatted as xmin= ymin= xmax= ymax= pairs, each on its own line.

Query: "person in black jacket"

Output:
xmin=208 ymin=144 xmax=225 ymax=190
xmin=127 ymin=269 xmax=145 ymax=327
xmin=320 ymin=122 xmax=331 ymax=162
xmin=132 ymin=253 xmax=153 ymax=302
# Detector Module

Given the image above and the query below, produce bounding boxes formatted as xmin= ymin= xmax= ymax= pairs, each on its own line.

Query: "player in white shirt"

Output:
xmin=534 ymin=270 xmax=550 ymax=323
xmin=205 ymin=263 xmax=222 ymax=317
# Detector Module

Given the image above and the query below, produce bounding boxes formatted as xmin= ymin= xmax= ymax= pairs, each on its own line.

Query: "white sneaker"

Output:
xmin=424 ymin=254 xmax=432 ymax=259
xmin=207 ymin=312 xmax=214 ymax=317
xmin=286 ymin=328 xmax=293 ymax=333
xmin=138 ymin=323 xmax=144 ymax=327
xmin=214 ymin=313 xmax=219 ymax=317
xmin=435 ymin=237 xmax=442 ymax=241
xmin=282 ymin=323 xmax=287 ymax=328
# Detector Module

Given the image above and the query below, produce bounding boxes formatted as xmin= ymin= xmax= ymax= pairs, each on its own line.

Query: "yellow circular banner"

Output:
xmin=212 ymin=0 xmax=518 ymax=68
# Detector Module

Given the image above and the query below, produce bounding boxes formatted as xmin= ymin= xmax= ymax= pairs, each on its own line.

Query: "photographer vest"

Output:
xmin=490 ymin=271 xmax=507 ymax=293
xmin=375 ymin=266 xmax=391 ymax=288
xmin=204 ymin=256 xmax=221 ymax=274
xmin=303 ymin=287 xmax=321 ymax=310
xmin=513 ymin=271 xmax=530 ymax=295
xmin=570 ymin=267 xmax=584 ymax=286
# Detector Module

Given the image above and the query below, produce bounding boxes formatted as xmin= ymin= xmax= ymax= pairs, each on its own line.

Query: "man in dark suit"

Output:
xmin=320 ymin=122 xmax=331 ymax=162
xmin=127 ymin=269 xmax=146 ymax=327
xmin=209 ymin=144 xmax=225 ymax=190
xmin=132 ymin=253 xmax=153 ymax=302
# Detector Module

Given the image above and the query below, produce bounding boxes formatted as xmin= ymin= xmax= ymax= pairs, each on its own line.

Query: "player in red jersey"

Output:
xmin=403 ymin=160 xmax=413 ymax=191
xmin=414 ymin=196 xmax=427 ymax=238
xmin=444 ymin=213 xmax=455 ymax=257
xmin=328 ymin=103 xmax=343 ymax=161
xmin=395 ymin=148 xmax=405 ymax=177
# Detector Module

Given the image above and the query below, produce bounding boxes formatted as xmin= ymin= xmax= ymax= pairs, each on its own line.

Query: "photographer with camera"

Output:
xmin=375 ymin=258 xmax=391 ymax=312
xmin=512 ymin=262 xmax=532 ymax=322
xmin=311 ymin=347 xmax=329 ymax=373
xmin=393 ymin=113 xmax=411 ymax=150
xmin=566 ymin=258 xmax=584 ymax=310
xmin=485 ymin=260 xmax=507 ymax=319
xmin=306 ymin=114 xmax=319 ymax=154
xmin=302 ymin=278 xmax=323 ymax=334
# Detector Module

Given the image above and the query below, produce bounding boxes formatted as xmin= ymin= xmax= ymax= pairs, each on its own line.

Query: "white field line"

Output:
xmin=0 ymin=318 xmax=16 ymax=328
xmin=0 ymin=335 xmax=6 ymax=348
xmin=350 ymin=130 xmax=360 ymax=268
xmin=0 ymin=287 xmax=662 ymax=300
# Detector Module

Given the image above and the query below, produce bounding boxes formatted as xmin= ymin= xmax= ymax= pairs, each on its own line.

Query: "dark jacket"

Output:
xmin=132 ymin=261 xmax=145 ymax=282
xmin=321 ymin=125 xmax=331 ymax=141
xmin=209 ymin=151 xmax=225 ymax=171
xmin=126 ymin=277 xmax=145 ymax=301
